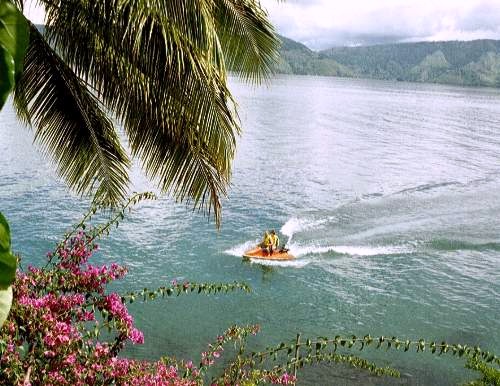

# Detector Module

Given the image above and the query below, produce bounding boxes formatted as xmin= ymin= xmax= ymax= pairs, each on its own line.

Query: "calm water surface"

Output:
xmin=1 ymin=76 xmax=499 ymax=385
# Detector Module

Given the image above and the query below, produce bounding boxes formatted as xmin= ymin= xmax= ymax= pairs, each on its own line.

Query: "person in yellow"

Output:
xmin=258 ymin=230 xmax=280 ymax=255
xmin=258 ymin=231 xmax=272 ymax=249
xmin=269 ymin=230 xmax=279 ymax=255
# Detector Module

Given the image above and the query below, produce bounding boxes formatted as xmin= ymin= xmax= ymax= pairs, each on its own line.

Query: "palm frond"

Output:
xmin=132 ymin=70 xmax=238 ymax=225
xmin=31 ymin=0 xmax=279 ymax=224
xmin=43 ymin=0 xmax=216 ymax=86
xmin=214 ymin=0 xmax=280 ymax=82
xmin=40 ymin=0 xmax=238 ymax=225
xmin=13 ymin=22 xmax=130 ymax=204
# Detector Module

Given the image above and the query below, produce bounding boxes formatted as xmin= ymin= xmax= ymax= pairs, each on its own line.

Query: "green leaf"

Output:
xmin=377 ymin=336 xmax=385 ymax=349
xmin=0 ymin=0 xmax=28 ymax=109
xmin=0 ymin=45 xmax=14 ymax=108
xmin=0 ymin=211 xmax=11 ymax=252
xmin=0 ymin=286 xmax=12 ymax=327
xmin=0 ymin=213 xmax=16 ymax=289
xmin=0 ymin=251 xmax=16 ymax=288
xmin=0 ymin=1 xmax=29 ymax=77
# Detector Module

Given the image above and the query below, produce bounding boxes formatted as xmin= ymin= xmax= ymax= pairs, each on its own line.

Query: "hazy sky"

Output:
xmin=23 ymin=1 xmax=500 ymax=50
xmin=23 ymin=1 xmax=44 ymax=24
xmin=260 ymin=0 xmax=500 ymax=49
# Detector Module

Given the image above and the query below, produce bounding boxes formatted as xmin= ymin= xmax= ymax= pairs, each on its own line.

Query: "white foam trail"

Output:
xmin=225 ymin=222 xmax=411 ymax=268
xmin=287 ymin=243 xmax=337 ymax=257
xmin=332 ymin=245 xmax=408 ymax=256
xmin=288 ymin=243 xmax=410 ymax=257
xmin=224 ymin=240 xmax=258 ymax=256
xmin=248 ymin=258 xmax=311 ymax=268
xmin=224 ymin=240 xmax=411 ymax=257
xmin=280 ymin=217 xmax=331 ymax=243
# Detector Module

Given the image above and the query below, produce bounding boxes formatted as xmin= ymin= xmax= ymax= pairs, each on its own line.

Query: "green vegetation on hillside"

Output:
xmin=276 ymin=35 xmax=500 ymax=87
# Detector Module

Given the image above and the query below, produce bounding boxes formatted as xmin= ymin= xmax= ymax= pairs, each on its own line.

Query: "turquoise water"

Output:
xmin=1 ymin=75 xmax=500 ymax=384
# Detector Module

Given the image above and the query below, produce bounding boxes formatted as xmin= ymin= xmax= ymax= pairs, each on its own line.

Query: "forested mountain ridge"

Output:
xmin=275 ymin=35 xmax=500 ymax=87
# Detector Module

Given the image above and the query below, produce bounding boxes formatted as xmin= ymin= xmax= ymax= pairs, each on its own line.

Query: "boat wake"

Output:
xmin=245 ymin=258 xmax=311 ymax=268
xmin=280 ymin=216 xmax=333 ymax=243
xmin=225 ymin=241 xmax=408 ymax=269
xmin=224 ymin=241 xmax=404 ymax=258
xmin=224 ymin=216 xmax=413 ymax=268
xmin=286 ymin=243 xmax=408 ymax=257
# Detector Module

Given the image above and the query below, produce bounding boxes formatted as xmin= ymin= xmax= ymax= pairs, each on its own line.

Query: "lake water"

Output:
xmin=1 ymin=75 xmax=499 ymax=385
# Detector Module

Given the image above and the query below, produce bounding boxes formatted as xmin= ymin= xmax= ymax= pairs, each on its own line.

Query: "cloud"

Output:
xmin=260 ymin=0 xmax=500 ymax=49
xmin=17 ymin=1 xmax=500 ymax=49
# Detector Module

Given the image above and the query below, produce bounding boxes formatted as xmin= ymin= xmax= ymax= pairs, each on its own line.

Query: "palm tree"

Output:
xmin=10 ymin=0 xmax=279 ymax=225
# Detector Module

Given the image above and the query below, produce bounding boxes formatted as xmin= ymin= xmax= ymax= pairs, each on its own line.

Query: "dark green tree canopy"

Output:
xmin=11 ymin=0 xmax=279 ymax=225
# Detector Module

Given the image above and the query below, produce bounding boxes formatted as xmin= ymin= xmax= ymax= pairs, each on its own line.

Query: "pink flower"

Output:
xmin=64 ymin=353 xmax=76 ymax=364
xmin=4 ymin=227 xmax=218 ymax=386
xmin=78 ymin=311 xmax=95 ymax=322
xmin=129 ymin=328 xmax=144 ymax=344
xmin=104 ymin=293 xmax=133 ymax=328
xmin=94 ymin=343 xmax=110 ymax=358
xmin=271 ymin=372 xmax=297 ymax=385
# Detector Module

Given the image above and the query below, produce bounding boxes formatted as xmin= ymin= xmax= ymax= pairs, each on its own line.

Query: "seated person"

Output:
xmin=258 ymin=231 xmax=272 ymax=251
xmin=269 ymin=230 xmax=279 ymax=255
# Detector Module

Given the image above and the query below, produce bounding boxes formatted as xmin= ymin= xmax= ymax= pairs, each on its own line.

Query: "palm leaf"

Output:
xmin=41 ymin=0 xmax=238 ymax=224
xmin=13 ymin=22 xmax=130 ymax=204
xmin=32 ymin=0 xmax=279 ymax=224
xmin=214 ymin=0 xmax=280 ymax=82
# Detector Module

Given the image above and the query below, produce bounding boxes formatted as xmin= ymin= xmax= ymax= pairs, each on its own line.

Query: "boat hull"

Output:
xmin=242 ymin=247 xmax=295 ymax=261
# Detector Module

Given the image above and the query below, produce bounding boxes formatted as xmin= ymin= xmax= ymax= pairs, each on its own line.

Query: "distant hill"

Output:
xmin=275 ymin=36 xmax=354 ymax=77
xmin=275 ymin=35 xmax=500 ymax=88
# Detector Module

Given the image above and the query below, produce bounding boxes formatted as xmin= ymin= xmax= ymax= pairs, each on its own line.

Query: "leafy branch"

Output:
xmin=465 ymin=357 xmax=500 ymax=386
xmin=250 ymin=334 xmax=499 ymax=366
xmin=200 ymin=330 xmax=500 ymax=385
xmin=243 ymin=334 xmax=499 ymax=384
xmin=121 ymin=281 xmax=252 ymax=304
